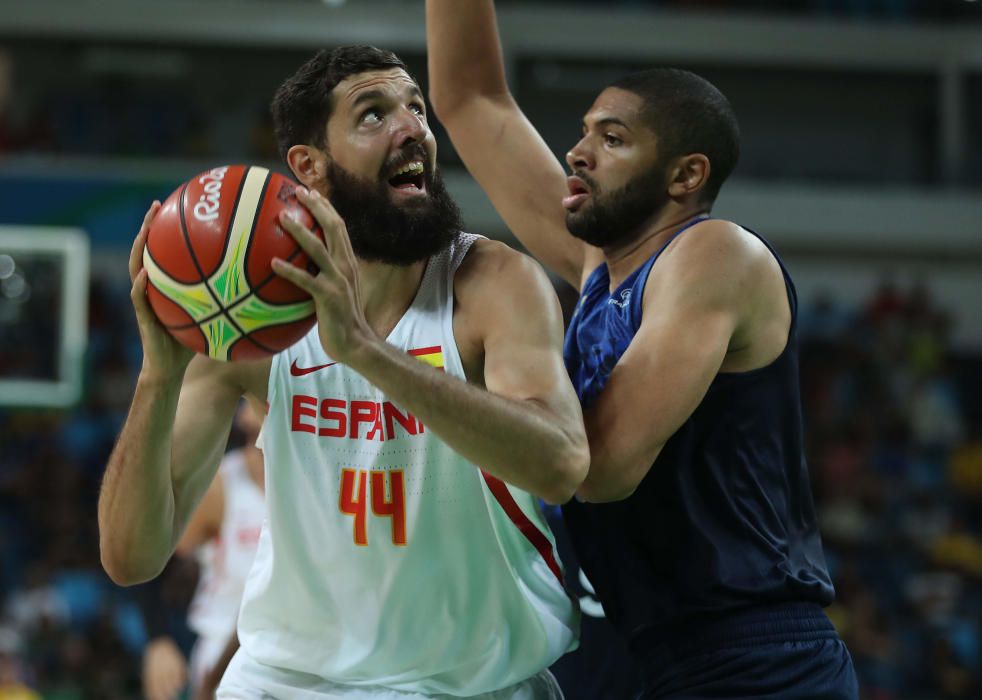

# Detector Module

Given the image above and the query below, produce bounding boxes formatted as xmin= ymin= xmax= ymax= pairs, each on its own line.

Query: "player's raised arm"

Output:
xmin=426 ymin=0 xmax=586 ymax=288
xmin=98 ymin=207 xmax=260 ymax=586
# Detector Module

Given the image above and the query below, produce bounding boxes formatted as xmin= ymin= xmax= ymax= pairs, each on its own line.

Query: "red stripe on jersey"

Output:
xmin=480 ymin=471 xmax=564 ymax=585
xmin=408 ymin=345 xmax=442 ymax=357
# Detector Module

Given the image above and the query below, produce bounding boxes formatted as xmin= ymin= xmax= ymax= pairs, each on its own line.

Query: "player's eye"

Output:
xmin=360 ymin=108 xmax=383 ymax=125
xmin=409 ymin=102 xmax=425 ymax=117
xmin=604 ymin=133 xmax=623 ymax=147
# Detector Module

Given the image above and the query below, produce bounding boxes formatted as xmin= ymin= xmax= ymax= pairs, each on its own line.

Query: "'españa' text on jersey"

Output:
xmin=238 ymin=234 xmax=578 ymax=695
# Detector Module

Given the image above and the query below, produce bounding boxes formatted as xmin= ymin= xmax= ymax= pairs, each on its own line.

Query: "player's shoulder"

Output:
xmin=639 ymin=218 xmax=781 ymax=317
xmin=663 ymin=218 xmax=774 ymax=279
xmin=667 ymin=218 xmax=755 ymax=256
xmin=456 ymin=236 xmax=551 ymax=293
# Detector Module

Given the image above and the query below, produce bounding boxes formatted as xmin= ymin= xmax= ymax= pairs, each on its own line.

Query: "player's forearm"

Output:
xmin=98 ymin=372 xmax=183 ymax=585
xmin=349 ymin=340 xmax=588 ymax=504
xmin=577 ymin=428 xmax=665 ymax=503
xmin=426 ymin=0 xmax=510 ymax=117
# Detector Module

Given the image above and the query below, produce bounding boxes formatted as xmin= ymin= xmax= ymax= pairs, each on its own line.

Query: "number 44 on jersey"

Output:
xmin=339 ymin=469 xmax=407 ymax=547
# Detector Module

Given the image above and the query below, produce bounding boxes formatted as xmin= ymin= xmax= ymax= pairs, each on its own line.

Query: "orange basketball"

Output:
xmin=143 ymin=165 xmax=323 ymax=361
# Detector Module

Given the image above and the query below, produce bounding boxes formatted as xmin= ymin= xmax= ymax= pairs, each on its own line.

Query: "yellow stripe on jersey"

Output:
xmin=409 ymin=345 xmax=443 ymax=370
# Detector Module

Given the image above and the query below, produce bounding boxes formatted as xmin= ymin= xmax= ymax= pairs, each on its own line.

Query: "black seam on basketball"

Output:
xmin=163 ymin=298 xmax=229 ymax=330
xmin=146 ymin=279 xmax=197 ymax=328
xmin=163 ymin=276 xmax=306 ymax=329
xmin=228 ymin=241 xmax=308 ymax=310
xmin=215 ymin=312 xmax=249 ymax=357
xmin=210 ymin=169 xmax=270 ymax=342
xmin=242 ymin=168 xmax=273 ymax=289
xmin=227 ymin=333 xmax=276 ymax=360
xmin=218 ymin=306 xmax=248 ymax=342
xmin=193 ymin=321 xmax=208 ymax=354
xmin=144 ymin=231 xmax=199 ymax=286
xmin=179 ymin=180 xmax=225 ymax=311
xmin=242 ymin=331 xmax=278 ymax=356
xmin=223 ymin=291 xmax=313 ymax=353
xmin=166 ymin=316 xmax=208 ymax=352
xmin=178 ymin=178 xmax=251 ymax=341
xmin=165 ymin=312 xmax=218 ymax=330
xmin=226 ymin=334 xmax=247 ymax=359
xmin=173 ymin=290 xmax=312 ymax=348
xmin=214 ymin=165 xmax=252 ymax=273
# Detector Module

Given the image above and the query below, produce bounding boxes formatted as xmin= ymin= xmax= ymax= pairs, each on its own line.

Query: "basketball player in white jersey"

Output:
xmin=142 ymin=400 xmax=266 ymax=700
xmin=98 ymin=46 xmax=589 ymax=699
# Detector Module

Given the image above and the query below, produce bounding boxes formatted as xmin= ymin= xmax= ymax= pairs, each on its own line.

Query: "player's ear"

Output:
xmin=667 ymin=153 xmax=710 ymax=199
xmin=286 ymin=144 xmax=329 ymax=191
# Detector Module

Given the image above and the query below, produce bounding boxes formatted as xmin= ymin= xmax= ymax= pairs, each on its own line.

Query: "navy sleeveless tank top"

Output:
xmin=562 ymin=218 xmax=835 ymax=650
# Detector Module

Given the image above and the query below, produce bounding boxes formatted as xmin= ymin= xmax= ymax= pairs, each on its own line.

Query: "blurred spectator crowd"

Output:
xmin=799 ymin=279 xmax=982 ymax=699
xmin=0 ymin=268 xmax=979 ymax=698
xmin=1 ymin=0 xmax=982 ymax=162
xmin=505 ymin=0 xmax=981 ymax=20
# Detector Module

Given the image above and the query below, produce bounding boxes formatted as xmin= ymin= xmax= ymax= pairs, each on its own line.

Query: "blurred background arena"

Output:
xmin=1 ymin=0 xmax=981 ymax=697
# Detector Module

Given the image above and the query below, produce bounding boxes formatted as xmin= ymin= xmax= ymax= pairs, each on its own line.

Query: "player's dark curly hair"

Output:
xmin=610 ymin=68 xmax=739 ymax=205
xmin=271 ymin=46 xmax=413 ymax=161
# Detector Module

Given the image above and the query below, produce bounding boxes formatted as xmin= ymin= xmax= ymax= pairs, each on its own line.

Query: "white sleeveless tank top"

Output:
xmin=238 ymin=234 xmax=577 ymax=694
xmin=187 ymin=448 xmax=265 ymax=643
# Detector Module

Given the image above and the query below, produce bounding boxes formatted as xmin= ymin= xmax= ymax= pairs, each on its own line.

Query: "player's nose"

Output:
xmin=393 ymin=106 xmax=427 ymax=147
xmin=566 ymin=139 xmax=594 ymax=171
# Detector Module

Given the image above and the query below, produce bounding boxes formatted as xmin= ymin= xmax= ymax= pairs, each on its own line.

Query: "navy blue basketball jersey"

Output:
xmin=562 ymin=218 xmax=835 ymax=651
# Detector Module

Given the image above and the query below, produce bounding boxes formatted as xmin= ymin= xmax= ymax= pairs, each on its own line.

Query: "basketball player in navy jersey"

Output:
xmin=427 ymin=3 xmax=859 ymax=698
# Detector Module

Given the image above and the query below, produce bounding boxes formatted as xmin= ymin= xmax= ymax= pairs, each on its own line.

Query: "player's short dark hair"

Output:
xmin=271 ymin=45 xmax=412 ymax=161
xmin=609 ymin=68 xmax=740 ymax=205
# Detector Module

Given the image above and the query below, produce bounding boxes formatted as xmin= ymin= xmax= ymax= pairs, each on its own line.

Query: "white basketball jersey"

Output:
xmin=188 ymin=449 xmax=265 ymax=644
xmin=238 ymin=234 xmax=578 ymax=695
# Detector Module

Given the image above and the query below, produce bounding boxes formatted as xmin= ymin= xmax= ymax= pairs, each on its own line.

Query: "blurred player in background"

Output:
xmin=142 ymin=399 xmax=265 ymax=700
xmin=0 ymin=644 xmax=40 ymax=700
xmin=99 ymin=45 xmax=589 ymax=698
xmin=427 ymin=2 xmax=858 ymax=698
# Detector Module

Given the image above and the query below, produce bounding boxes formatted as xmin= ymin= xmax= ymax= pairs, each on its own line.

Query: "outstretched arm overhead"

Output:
xmin=426 ymin=0 xmax=589 ymax=288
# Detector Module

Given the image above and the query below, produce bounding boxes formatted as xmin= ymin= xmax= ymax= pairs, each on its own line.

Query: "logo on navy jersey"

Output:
xmin=608 ymin=288 xmax=632 ymax=309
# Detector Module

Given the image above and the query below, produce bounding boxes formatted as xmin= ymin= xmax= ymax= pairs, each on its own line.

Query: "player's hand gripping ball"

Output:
xmin=143 ymin=165 xmax=325 ymax=361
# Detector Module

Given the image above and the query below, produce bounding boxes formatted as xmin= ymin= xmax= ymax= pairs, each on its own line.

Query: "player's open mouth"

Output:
xmin=562 ymin=175 xmax=590 ymax=211
xmin=387 ymin=161 xmax=426 ymax=196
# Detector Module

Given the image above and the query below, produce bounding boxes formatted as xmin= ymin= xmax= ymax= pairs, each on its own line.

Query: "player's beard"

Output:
xmin=325 ymin=160 xmax=463 ymax=266
xmin=565 ymin=164 xmax=671 ymax=249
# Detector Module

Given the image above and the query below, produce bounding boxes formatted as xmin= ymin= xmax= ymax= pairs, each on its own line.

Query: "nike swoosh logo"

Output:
xmin=290 ymin=358 xmax=338 ymax=376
